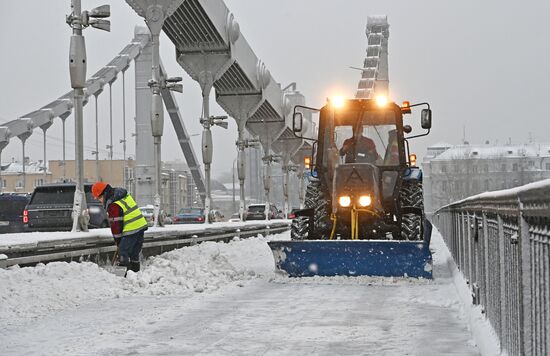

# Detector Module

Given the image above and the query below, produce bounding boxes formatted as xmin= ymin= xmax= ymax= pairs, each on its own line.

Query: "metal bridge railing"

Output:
xmin=433 ymin=179 xmax=550 ymax=356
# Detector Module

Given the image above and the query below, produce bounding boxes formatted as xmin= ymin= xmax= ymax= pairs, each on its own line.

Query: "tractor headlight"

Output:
xmin=338 ymin=195 xmax=351 ymax=207
xmin=358 ymin=195 xmax=372 ymax=207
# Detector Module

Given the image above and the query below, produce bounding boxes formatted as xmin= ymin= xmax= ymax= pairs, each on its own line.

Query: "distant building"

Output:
xmin=48 ymin=159 xmax=134 ymax=190
xmin=423 ymin=142 xmax=550 ymax=215
xmin=161 ymin=160 xmax=194 ymax=216
xmin=1 ymin=157 xmax=192 ymax=216
xmin=0 ymin=159 xmax=51 ymax=193
xmin=49 ymin=159 xmax=192 ymax=215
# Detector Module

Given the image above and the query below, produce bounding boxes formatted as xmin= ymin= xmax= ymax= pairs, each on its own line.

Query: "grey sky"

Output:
xmin=1 ymin=0 xmax=549 ymax=177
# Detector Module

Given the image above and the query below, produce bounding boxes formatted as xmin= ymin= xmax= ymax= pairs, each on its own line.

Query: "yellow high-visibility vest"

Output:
xmin=113 ymin=194 xmax=148 ymax=237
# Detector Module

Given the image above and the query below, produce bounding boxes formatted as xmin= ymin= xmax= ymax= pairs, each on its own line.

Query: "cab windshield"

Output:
xmin=332 ymin=110 xmax=399 ymax=166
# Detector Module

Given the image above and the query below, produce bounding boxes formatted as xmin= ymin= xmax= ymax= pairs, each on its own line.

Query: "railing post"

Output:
xmin=467 ymin=211 xmax=473 ymax=284
xmin=457 ymin=212 xmax=462 ymax=270
xmin=497 ymin=214 xmax=507 ymax=350
xmin=453 ymin=211 xmax=458 ymax=259
xmin=482 ymin=211 xmax=490 ymax=311
xmin=518 ymin=198 xmax=532 ymax=356
xmin=455 ymin=211 xmax=464 ymax=270
xmin=472 ymin=213 xmax=481 ymax=306
xmin=463 ymin=211 xmax=468 ymax=279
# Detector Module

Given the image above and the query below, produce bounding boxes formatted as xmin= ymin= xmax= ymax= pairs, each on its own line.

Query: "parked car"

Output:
xmin=24 ymin=183 xmax=108 ymax=231
xmin=245 ymin=203 xmax=279 ymax=220
xmin=0 ymin=193 xmax=31 ymax=234
xmin=139 ymin=205 xmax=155 ymax=226
xmin=139 ymin=205 xmax=171 ymax=226
xmin=173 ymin=207 xmax=205 ymax=224
xmin=209 ymin=209 xmax=225 ymax=222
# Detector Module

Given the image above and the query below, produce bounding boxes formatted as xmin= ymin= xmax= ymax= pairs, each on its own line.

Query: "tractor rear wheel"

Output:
xmin=399 ymin=180 xmax=424 ymax=240
xmin=291 ymin=177 xmax=331 ymax=240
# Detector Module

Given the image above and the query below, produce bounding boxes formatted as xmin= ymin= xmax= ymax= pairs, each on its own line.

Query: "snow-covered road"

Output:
xmin=0 ymin=229 xmax=499 ymax=355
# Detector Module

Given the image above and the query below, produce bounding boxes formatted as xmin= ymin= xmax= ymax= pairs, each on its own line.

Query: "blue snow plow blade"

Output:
xmin=268 ymin=240 xmax=433 ymax=279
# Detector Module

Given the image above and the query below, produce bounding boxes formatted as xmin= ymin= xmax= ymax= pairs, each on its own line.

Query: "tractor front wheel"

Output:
xmin=290 ymin=216 xmax=310 ymax=240
xmin=399 ymin=180 xmax=424 ymax=241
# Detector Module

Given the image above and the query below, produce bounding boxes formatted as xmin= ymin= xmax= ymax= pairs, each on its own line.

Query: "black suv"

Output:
xmin=25 ymin=183 xmax=109 ymax=231
xmin=0 ymin=193 xmax=31 ymax=234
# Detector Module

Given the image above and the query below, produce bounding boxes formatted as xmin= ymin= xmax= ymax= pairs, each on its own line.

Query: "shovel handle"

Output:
xmin=112 ymin=246 xmax=119 ymax=266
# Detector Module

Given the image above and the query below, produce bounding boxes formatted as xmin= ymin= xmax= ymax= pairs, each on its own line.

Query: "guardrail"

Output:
xmin=433 ymin=180 xmax=550 ymax=356
xmin=0 ymin=221 xmax=289 ymax=269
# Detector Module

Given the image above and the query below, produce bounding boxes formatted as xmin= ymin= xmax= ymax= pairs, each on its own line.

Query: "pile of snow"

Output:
xmin=1 ymin=262 xmax=122 ymax=328
xmin=0 ymin=234 xmax=279 ymax=328
xmin=124 ymin=236 xmax=276 ymax=295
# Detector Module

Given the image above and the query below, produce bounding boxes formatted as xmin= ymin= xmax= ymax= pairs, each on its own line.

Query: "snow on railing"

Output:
xmin=433 ymin=179 xmax=550 ymax=356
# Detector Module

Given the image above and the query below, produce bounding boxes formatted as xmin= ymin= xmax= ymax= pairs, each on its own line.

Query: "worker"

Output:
xmin=339 ymin=131 xmax=379 ymax=163
xmin=91 ymin=181 xmax=148 ymax=274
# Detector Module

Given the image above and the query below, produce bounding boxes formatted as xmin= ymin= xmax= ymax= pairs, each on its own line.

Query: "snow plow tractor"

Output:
xmin=268 ymin=98 xmax=433 ymax=278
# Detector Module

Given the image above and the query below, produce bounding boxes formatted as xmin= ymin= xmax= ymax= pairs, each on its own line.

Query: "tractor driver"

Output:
xmin=339 ymin=130 xmax=379 ymax=164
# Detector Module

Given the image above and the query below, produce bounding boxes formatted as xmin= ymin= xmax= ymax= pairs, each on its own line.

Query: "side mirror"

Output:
xmin=403 ymin=125 xmax=413 ymax=134
xmin=293 ymin=112 xmax=303 ymax=132
xmin=421 ymin=109 xmax=432 ymax=129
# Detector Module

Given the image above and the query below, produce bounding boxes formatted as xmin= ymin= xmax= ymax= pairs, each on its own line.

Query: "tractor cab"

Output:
xmin=315 ymin=99 xmax=408 ymax=220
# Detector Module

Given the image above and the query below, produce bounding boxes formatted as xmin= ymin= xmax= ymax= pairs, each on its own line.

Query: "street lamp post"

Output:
xmin=19 ymin=136 xmax=28 ymax=191
xmin=66 ymin=0 xmax=110 ymax=232
xmin=121 ymin=69 xmax=127 ymax=187
xmin=232 ymin=157 xmax=237 ymax=214
xmin=41 ymin=120 xmax=53 ymax=183
xmin=93 ymin=92 xmax=101 ymax=181
xmin=108 ymin=81 xmax=114 ymax=182
xmin=200 ymin=114 xmax=228 ymax=223
xmin=0 ymin=128 xmax=8 ymax=193
xmin=60 ymin=114 xmax=68 ymax=179
xmin=235 ymin=137 xmax=259 ymax=220
xmin=282 ymin=164 xmax=297 ymax=218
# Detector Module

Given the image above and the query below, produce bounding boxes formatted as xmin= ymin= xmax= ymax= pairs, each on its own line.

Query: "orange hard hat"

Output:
xmin=91 ymin=181 xmax=108 ymax=199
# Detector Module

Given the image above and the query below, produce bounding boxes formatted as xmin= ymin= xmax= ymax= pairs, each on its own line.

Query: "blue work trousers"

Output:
xmin=118 ymin=229 xmax=144 ymax=266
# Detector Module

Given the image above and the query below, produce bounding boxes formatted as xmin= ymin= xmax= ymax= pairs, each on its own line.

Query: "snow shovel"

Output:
xmin=107 ymin=246 xmax=127 ymax=277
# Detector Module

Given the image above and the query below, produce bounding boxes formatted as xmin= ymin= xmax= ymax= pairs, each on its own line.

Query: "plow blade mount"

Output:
xmin=268 ymin=240 xmax=432 ymax=279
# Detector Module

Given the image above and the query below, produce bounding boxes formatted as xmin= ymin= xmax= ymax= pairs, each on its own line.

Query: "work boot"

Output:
xmin=129 ymin=261 xmax=140 ymax=273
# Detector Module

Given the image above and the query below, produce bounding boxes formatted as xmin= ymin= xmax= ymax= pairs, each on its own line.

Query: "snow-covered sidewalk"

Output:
xmin=0 ymin=229 xmax=499 ymax=355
